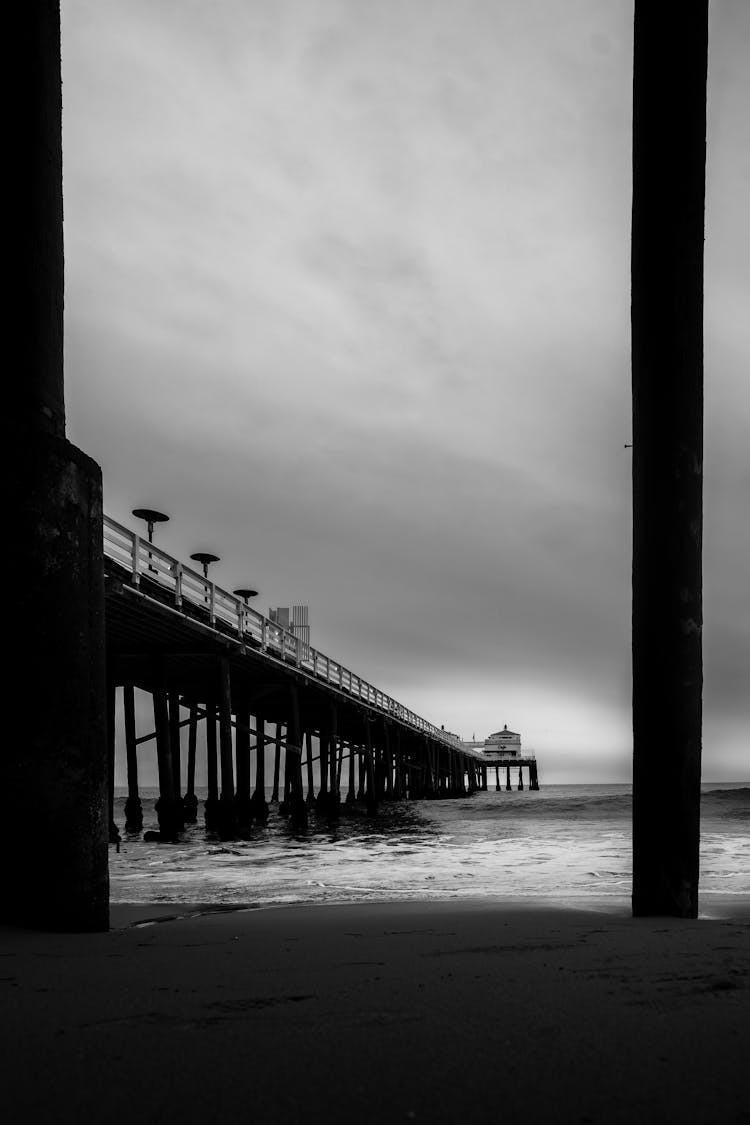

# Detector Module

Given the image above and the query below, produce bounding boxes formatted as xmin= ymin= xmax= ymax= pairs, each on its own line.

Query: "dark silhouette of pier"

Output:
xmin=104 ymin=516 xmax=527 ymax=843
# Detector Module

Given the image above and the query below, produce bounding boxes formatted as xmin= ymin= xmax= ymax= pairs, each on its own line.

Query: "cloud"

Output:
xmin=62 ymin=0 xmax=749 ymax=779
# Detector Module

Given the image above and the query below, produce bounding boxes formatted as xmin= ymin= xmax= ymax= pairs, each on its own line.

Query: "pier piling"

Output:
xmin=251 ymin=716 xmax=269 ymax=821
xmin=217 ymin=657 xmax=237 ymax=838
xmin=184 ymin=704 xmax=199 ymax=823
xmin=204 ymin=701 xmax=219 ymax=830
xmin=631 ymin=1 xmax=707 ymax=918
xmin=123 ymin=684 xmax=143 ymax=831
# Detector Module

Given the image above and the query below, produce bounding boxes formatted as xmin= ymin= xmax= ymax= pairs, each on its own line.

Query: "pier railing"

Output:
xmin=104 ymin=516 xmax=474 ymax=755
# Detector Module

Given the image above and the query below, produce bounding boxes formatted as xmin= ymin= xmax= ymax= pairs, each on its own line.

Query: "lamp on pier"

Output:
xmin=132 ymin=507 xmax=170 ymax=542
xmin=233 ymin=588 xmax=259 ymax=604
xmin=191 ymin=552 xmax=221 ymax=608
xmin=132 ymin=509 xmax=169 ymax=573
xmin=190 ymin=552 xmax=221 ymax=579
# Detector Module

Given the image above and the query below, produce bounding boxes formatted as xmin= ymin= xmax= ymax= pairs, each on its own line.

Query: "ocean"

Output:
xmin=109 ymin=783 xmax=749 ymax=912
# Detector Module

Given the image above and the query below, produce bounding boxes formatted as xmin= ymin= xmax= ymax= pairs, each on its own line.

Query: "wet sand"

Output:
xmin=3 ymin=897 xmax=749 ymax=1124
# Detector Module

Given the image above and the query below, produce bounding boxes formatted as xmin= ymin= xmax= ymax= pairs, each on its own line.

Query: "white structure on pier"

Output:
xmin=461 ymin=724 xmax=524 ymax=761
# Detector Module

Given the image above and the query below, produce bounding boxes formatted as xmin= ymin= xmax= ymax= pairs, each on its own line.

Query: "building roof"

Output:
xmin=488 ymin=725 xmax=520 ymax=740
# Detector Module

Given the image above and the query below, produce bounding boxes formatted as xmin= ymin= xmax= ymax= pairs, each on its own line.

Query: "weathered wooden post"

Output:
xmin=317 ymin=731 xmax=329 ymax=808
xmin=235 ymin=701 xmax=253 ymax=835
xmin=631 ymin=2 xmax=707 ymax=918
xmin=123 ymin=684 xmax=143 ymax=830
xmin=217 ymin=656 xmax=237 ymax=838
xmin=107 ymin=678 xmax=120 ymax=844
xmin=383 ymin=722 xmax=394 ymax=799
xmin=356 ymin=742 xmax=366 ymax=802
xmin=328 ymin=704 xmax=341 ymax=817
xmin=168 ymin=690 xmax=185 ymax=827
xmin=204 ymin=701 xmax=219 ymax=830
xmin=281 ymin=723 xmax=292 ymax=814
xmin=271 ymin=723 xmax=282 ymax=803
xmin=346 ymin=738 xmax=357 ymax=805
xmin=505 ymin=765 xmax=512 ymax=791
xmin=183 ymin=703 xmax=199 ymax=823
xmin=364 ymin=718 xmax=377 ymax=816
xmin=152 ymin=671 xmax=179 ymax=842
xmin=288 ymin=686 xmax=308 ymax=829
xmin=305 ymin=730 xmax=316 ymax=806
xmin=252 ymin=715 xmax=269 ymax=821
xmin=394 ymin=726 xmax=404 ymax=800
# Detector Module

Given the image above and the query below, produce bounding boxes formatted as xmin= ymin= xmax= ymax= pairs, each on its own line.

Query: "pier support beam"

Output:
xmin=183 ymin=704 xmax=199 ymax=823
xmin=169 ymin=691 xmax=185 ymax=828
xmin=235 ymin=702 xmax=252 ymax=835
xmin=317 ymin=731 xmax=329 ymax=809
xmin=327 ymin=705 xmax=341 ymax=817
xmin=506 ymin=765 xmax=512 ymax=791
xmin=4 ymin=2 xmax=109 ymax=931
xmin=204 ymin=702 xmax=219 ymax=830
xmin=123 ymin=684 xmax=143 ymax=831
xmin=631 ymin=2 xmax=707 ymax=918
xmin=346 ymin=739 xmax=356 ymax=805
xmin=271 ymin=724 xmax=281 ymax=803
xmin=305 ymin=730 xmax=316 ymax=806
xmin=287 ymin=686 xmax=308 ymax=829
xmin=393 ymin=727 xmax=404 ymax=800
xmin=364 ymin=719 xmax=377 ymax=816
xmin=107 ymin=678 xmax=120 ymax=844
xmin=252 ymin=716 xmax=269 ymax=820
xmin=217 ymin=657 xmax=237 ymax=839
xmin=153 ymin=672 xmax=180 ymax=842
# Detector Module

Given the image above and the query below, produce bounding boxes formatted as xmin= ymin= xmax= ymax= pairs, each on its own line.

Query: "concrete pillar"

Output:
xmin=631 ymin=3 xmax=707 ymax=918
xmin=506 ymin=765 xmax=512 ymax=791
xmin=495 ymin=765 xmax=501 ymax=792
xmin=3 ymin=8 xmax=109 ymax=930
xmin=517 ymin=766 xmax=524 ymax=791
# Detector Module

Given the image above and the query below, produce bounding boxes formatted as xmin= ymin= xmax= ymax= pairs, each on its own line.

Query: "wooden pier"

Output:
xmin=104 ymin=516 xmax=519 ymax=841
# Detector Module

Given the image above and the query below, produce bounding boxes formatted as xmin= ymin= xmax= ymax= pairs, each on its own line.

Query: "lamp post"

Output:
xmin=233 ymin=588 xmax=259 ymax=604
xmin=132 ymin=508 xmax=169 ymax=573
xmin=190 ymin=551 xmax=220 ymax=578
xmin=190 ymin=552 xmax=220 ymax=608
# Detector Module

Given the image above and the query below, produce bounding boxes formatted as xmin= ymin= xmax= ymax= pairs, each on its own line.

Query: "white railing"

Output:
xmin=103 ymin=516 xmax=479 ymax=756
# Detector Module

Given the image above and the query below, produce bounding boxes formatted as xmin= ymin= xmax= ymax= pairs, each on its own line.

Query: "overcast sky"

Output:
xmin=60 ymin=1 xmax=748 ymax=783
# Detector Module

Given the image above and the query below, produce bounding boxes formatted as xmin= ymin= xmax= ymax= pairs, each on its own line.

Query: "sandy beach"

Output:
xmin=3 ymin=897 xmax=749 ymax=1124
